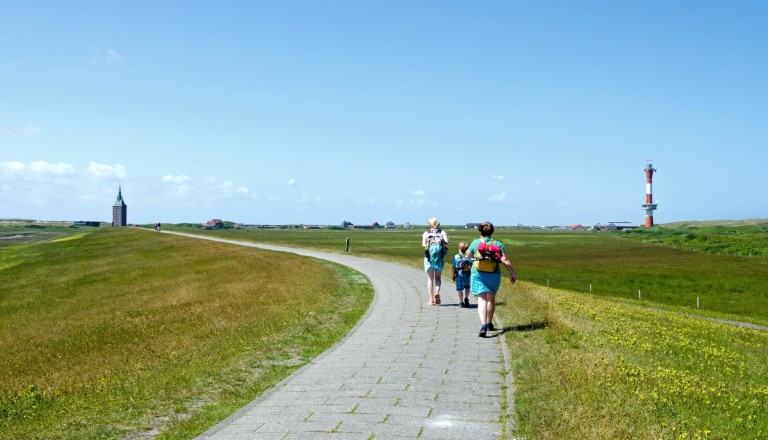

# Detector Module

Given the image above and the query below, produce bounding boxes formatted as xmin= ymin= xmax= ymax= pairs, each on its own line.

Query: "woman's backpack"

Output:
xmin=473 ymin=239 xmax=502 ymax=273
xmin=424 ymin=228 xmax=446 ymax=265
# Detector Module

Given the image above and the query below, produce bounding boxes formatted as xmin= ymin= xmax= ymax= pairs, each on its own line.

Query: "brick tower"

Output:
xmin=112 ymin=186 xmax=128 ymax=226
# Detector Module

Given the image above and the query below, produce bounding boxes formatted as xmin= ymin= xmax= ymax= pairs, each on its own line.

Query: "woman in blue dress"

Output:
xmin=468 ymin=222 xmax=517 ymax=337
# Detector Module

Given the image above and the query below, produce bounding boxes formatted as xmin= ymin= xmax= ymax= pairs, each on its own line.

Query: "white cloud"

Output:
xmin=211 ymin=179 xmax=249 ymax=196
xmin=0 ymin=160 xmax=127 ymax=185
xmin=298 ymin=195 xmax=321 ymax=203
xmin=0 ymin=161 xmax=25 ymax=176
xmin=87 ymin=162 xmax=127 ymax=179
xmin=0 ymin=160 xmax=263 ymax=222
xmin=162 ymin=174 xmax=192 ymax=184
xmin=411 ymin=189 xmax=425 ymax=196
xmin=492 ymin=175 xmax=505 ymax=181
xmin=286 ymin=178 xmax=297 ymax=186
xmin=28 ymin=161 xmax=76 ymax=176
xmin=488 ymin=192 xmax=516 ymax=203
xmin=6 ymin=124 xmax=42 ymax=137
xmin=394 ymin=198 xmax=430 ymax=209
xmin=164 ymin=184 xmax=193 ymax=199
xmin=161 ymin=175 xmax=250 ymax=200
xmin=0 ymin=161 xmax=123 ymax=212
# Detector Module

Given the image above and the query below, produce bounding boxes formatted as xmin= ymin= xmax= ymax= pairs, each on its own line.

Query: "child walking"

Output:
xmin=452 ymin=241 xmax=472 ymax=308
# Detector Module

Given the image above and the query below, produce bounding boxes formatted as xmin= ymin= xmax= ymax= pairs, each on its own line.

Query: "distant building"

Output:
xmin=75 ymin=221 xmax=101 ymax=227
xmin=204 ymin=219 xmax=224 ymax=229
xmin=112 ymin=187 xmax=127 ymax=227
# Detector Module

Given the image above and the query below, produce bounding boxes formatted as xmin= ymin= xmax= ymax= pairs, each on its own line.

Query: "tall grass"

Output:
xmin=180 ymin=225 xmax=768 ymax=439
xmin=0 ymin=228 xmax=372 ymax=439
xmin=181 ymin=226 xmax=768 ymax=323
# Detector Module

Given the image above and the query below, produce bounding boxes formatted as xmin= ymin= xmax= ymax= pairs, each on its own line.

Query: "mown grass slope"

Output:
xmin=0 ymin=227 xmax=372 ymax=439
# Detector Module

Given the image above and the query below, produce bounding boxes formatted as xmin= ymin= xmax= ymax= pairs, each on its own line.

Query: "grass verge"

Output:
xmin=495 ymin=281 xmax=768 ymax=439
xmin=0 ymin=228 xmax=373 ymax=439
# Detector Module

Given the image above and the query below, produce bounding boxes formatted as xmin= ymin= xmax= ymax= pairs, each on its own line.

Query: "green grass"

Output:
xmin=0 ymin=227 xmax=372 ymax=439
xmin=496 ymin=282 xmax=768 ymax=439
xmin=174 ymin=224 xmax=768 ymax=439
xmin=4 ymin=222 xmax=768 ymax=439
xmin=173 ymin=225 xmax=768 ymax=323
xmin=621 ymin=223 xmax=768 ymax=257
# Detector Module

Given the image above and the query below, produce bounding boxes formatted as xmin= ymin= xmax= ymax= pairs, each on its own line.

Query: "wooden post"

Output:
xmin=345 ymin=237 xmax=350 ymax=252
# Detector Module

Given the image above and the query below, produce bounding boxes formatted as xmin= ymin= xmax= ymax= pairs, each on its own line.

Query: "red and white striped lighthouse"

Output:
xmin=642 ymin=163 xmax=658 ymax=227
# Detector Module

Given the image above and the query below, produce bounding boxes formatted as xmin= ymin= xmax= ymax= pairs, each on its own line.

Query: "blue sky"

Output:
xmin=2 ymin=1 xmax=766 ymax=226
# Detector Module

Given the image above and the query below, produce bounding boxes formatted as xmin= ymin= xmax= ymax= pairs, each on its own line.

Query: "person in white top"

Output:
xmin=422 ymin=217 xmax=449 ymax=306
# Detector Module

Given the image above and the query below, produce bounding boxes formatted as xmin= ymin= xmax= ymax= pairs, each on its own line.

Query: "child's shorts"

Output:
xmin=456 ymin=271 xmax=470 ymax=291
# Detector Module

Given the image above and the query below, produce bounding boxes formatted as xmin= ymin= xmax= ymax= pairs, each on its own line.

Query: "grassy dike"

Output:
xmin=184 ymin=225 xmax=768 ymax=440
xmin=3 ymin=224 xmax=767 ymax=439
xmin=0 ymin=227 xmax=373 ymax=439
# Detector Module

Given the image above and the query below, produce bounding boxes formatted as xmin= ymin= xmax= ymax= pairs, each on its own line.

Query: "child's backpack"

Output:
xmin=424 ymin=228 xmax=446 ymax=266
xmin=456 ymin=253 xmax=472 ymax=272
xmin=473 ymin=239 xmax=502 ymax=273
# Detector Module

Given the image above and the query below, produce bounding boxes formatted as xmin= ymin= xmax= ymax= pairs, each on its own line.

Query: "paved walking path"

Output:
xmin=164 ymin=232 xmax=513 ymax=439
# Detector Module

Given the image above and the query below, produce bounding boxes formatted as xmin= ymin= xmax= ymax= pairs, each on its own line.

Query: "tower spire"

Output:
xmin=115 ymin=185 xmax=125 ymax=205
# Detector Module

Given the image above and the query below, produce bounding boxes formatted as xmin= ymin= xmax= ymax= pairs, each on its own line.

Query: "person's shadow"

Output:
xmin=487 ymin=321 xmax=549 ymax=338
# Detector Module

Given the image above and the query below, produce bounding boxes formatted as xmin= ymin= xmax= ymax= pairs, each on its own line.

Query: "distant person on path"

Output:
xmin=452 ymin=241 xmax=472 ymax=308
xmin=468 ymin=222 xmax=516 ymax=337
xmin=422 ymin=217 xmax=449 ymax=306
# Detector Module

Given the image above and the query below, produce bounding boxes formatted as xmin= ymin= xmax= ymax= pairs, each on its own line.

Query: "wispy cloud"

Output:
xmin=91 ymin=48 xmax=123 ymax=65
xmin=162 ymin=174 xmax=191 ymax=184
xmin=87 ymin=162 xmax=126 ymax=179
xmin=0 ymin=161 xmax=126 ymax=180
xmin=6 ymin=123 xmax=42 ymax=137
xmin=298 ymin=195 xmax=321 ymax=203
xmin=492 ymin=175 xmax=504 ymax=181
xmin=0 ymin=161 xmax=126 ymax=211
xmin=0 ymin=161 xmax=26 ymax=175
xmin=354 ymin=197 xmax=379 ymax=205
xmin=411 ymin=189 xmax=425 ymax=196
xmin=161 ymin=174 xmax=250 ymax=200
xmin=488 ymin=192 xmax=517 ymax=203
xmin=0 ymin=161 xmax=77 ymax=180
xmin=394 ymin=198 xmax=431 ymax=209
xmin=286 ymin=178 xmax=297 ymax=186
xmin=210 ymin=179 xmax=249 ymax=196
xmin=105 ymin=49 xmax=122 ymax=64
